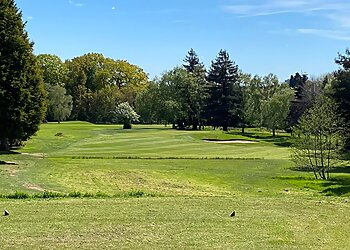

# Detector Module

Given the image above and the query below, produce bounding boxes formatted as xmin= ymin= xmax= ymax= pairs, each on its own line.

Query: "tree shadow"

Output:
xmin=281 ymin=166 xmax=350 ymax=196
xmin=228 ymin=131 xmax=292 ymax=147
xmin=0 ymin=150 xmax=20 ymax=155
xmin=321 ymin=176 xmax=350 ymax=196
xmin=0 ymin=160 xmax=17 ymax=165
xmin=291 ymin=165 xmax=350 ymax=174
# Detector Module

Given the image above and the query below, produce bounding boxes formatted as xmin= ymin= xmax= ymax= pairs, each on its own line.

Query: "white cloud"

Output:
xmin=27 ymin=16 xmax=33 ymax=20
xmin=68 ymin=0 xmax=84 ymax=7
xmin=112 ymin=6 xmax=116 ymax=10
xmin=223 ymin=0 xmax=350 ymax=20
xmin=298 ymin=28 xmax=350 ymax=41
xmin=223 ymin=0 xmax=350 ymax=40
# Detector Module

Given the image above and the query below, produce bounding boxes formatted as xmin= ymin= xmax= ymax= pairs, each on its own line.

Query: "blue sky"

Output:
xmin=16 ymin=0 xmax=350 ymax=81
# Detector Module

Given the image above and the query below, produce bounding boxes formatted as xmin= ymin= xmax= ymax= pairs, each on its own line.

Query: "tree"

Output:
xmin=206 ymin=50 xmax=242 ymax=131
xmin=47 ymin=85 xmax=72 ymax=123
xmin=135 ymin=82 xmax=161 ymax=124
xmin=37 ymin=54 xmax=72 ymax=122
xmin=291 ymin=98 xmax=345 ymax=180
xmin=287 ymin=72 xmax=309 ymax=129
xmin=183 ymin=49 xmax=207 ymax=130
xmin=37 ymin=54 xmax=68 ymax=87
xmin=240 ymin=74 xmax=263 ymax=131
xmin=88 ymin=86 xmax=122 ymax=124
xmin=0 ymin=0 xmax=47 ymax=150
xmin=330 ymin=49 xmax=350 ymax=150
xmin=113 ymin=102 xmax=140 ymax=129
xmin=261 ymin=85 xmax=294 ymax=136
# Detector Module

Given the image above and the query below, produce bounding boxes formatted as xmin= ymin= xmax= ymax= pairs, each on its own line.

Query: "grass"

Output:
xmin=0 ymin=122 xmax=349 ymax=249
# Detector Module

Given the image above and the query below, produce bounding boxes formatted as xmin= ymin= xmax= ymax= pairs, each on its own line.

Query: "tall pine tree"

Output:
xmin=0 ymin=0 xmax=47 ymax=150
xmin=183 ymin=49 xmax=207 ymax=130
xmin=206 ymin=50 xmax=242 ymax=131
xmin=286 ymin=72 xmax=308 ymax=130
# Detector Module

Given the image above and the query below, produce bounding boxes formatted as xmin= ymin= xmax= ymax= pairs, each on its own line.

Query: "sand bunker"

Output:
xmin=204 ymin=140 xmax=257 ymax=144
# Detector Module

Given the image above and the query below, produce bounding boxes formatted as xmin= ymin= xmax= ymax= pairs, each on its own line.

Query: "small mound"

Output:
xmin=204 ymin=139 xmax=257 ymax=144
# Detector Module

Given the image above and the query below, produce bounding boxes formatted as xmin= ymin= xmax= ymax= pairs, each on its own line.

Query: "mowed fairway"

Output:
xmin=0 ymin=122 xmax=349 ymax=249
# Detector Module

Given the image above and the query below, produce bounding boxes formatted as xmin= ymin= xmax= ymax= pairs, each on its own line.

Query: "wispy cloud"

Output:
xmin=68 ymin=0 xmax=84 ymax=7
xmin=112 ymin=6 xmax=116 ymax=10
xmin=27 ymin=16 xmax=33 ymax=20
xmin=298 ymin=28 xmax=350 ymax=41
xmin=223 ymin=0 xmax=350 ymax=40
xmin=223 ymin=0 xmax=350 ymax=18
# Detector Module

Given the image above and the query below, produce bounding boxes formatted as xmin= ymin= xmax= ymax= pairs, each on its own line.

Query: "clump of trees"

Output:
xmin=0 ymin=0 xmax=47 ymax=150
xmin=136 ymin=49 xmax=243 ymax=131
xmin=36 ymin=53 xmax=149 ymax=125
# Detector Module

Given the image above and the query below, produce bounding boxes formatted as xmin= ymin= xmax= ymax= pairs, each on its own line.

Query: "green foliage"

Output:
xmin=135 ymin=82 xmax=162 ymax=124
xmin=113 ymin=102 xmax=140 ymax=129
xmin=206 ymin=50 xmax=242 ymax=131
xmin=47 ymin=85 xmax=73 ymax=122
xmin=65 ymin=53 xmax=148 ymax=121
xmin=89 ymin=85 xmax=122 ymax=123
xmin=261 ymin=84 xmax=294 ymax=136
xmin=291 ymin=98 xmax=345 ymax=179
xmin=37 ymin=54 xmax=68 ymax=87
xmin=0 ymin=0 xmax=47 ymax=150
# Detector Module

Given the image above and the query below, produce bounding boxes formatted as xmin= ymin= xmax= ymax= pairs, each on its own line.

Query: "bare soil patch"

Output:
xmin=23 ymin=183 xmax=45 ymax=192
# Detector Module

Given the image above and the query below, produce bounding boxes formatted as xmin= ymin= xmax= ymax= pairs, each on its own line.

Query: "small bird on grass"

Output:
xmin=4 ymin=210 xmax=9 ymax=216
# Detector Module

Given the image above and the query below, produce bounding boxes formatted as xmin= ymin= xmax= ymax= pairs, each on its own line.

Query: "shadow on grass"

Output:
xmin=228 ymin=131 xmax=292 ymax=147
xmin=291 ymin=166 xmax=350 ymax=174
xmin=276 ymin=173 xmax=350 ymax=196
xmin=0 ymin=150 xmax=20 ymax=155
xmin=0 ymin=160 xmax=17 ymax=165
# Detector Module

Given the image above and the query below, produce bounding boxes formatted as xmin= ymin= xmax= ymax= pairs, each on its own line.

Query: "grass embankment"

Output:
xmin=0 ymin=122 xmax=349 ymax=249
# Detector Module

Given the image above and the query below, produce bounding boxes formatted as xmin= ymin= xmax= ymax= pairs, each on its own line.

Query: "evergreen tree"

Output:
xmin=183 ymin=49 xmax=207 ymax=130
xmin=183 ymin=49 xmax=206 ymax=76
xmin=205 ymin=50 xmax=242 ymax=131
xmin=331 ymin=49 xmax=350 ymax=150
xmin=287 ymin=72 xmax=309 ymax=129
xmin=0 ymin=0 xmax=47 ymax=150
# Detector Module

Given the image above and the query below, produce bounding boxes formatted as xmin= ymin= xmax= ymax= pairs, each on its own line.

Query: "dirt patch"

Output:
xmin=5 ymin=168 xmax=18 ymax=177
xmin=204 ymin=140 xmax=257 ymax=144
xmin=23 ymin=183 xmax=45 ymax=192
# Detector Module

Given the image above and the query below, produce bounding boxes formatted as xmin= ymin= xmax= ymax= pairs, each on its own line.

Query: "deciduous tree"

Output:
xmin=291 ymin=98 xmax=345 ymax=179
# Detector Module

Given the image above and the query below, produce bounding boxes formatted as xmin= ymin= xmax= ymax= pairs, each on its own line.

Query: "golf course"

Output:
xmin=0 ymin=122 xmax=349 ymax=249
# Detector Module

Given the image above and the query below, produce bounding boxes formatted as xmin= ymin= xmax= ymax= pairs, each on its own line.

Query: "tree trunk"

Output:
xmin=223 ymin=125 xmax=228 ymax=132
xmin=241 ymin=125 xmax=245 ymax=134
xmin=272 ymin=127 xmax=276 ymax=137
xmin=192 ymin=124 xmax=198 ymax=130
xmin=0 ymin=138 xmax=9 ymax=151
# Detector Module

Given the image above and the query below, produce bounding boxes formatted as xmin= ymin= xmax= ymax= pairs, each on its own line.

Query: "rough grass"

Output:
xmin=0 ymin=122 xmax=349 ymax=249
